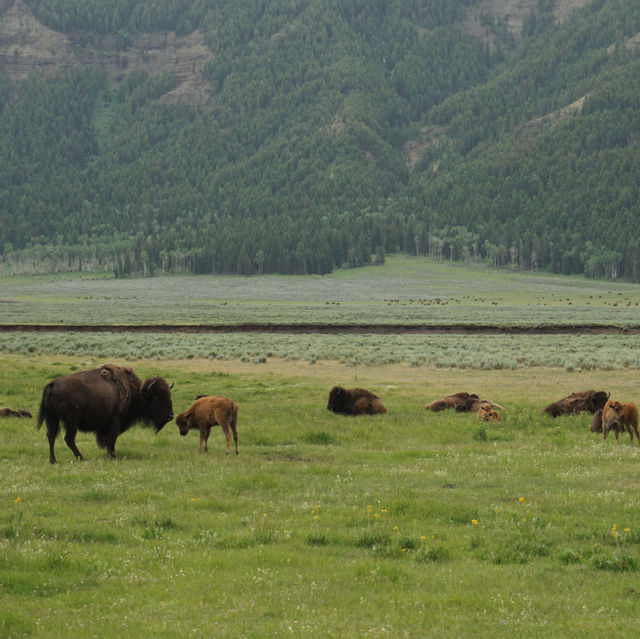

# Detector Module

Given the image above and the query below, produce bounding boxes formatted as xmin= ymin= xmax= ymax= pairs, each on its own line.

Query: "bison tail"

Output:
xmin=36 ymin=387 xmax=48 ymax=429
xmin=36 ymin=382 xmax=55 ymax=429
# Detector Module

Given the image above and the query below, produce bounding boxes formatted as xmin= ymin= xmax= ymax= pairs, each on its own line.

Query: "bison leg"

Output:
xmin=45 ymin=418 xmax=60 ymax=464
xmin=63 ymin=425 xmax=85 ymax=461
xmin=198 ymin=426 xmax=210 ymax=453
xmin=230 ymin=421 xmax=239 ymax=455
xmin=221 ymin=422 xmax=232 ymax=454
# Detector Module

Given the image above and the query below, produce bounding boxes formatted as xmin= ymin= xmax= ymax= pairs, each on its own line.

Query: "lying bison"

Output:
xmin=427 ymin=392 xmax=502 ymax=413
xmin=478 ymin=403 xmax=502 ymax=422
xmin=590 ymin=409 xmax=604 ymax=433
xmin=543 ymin=390 xmax=609 ymax=417
xmin=426 ymin=391 xmax=478 ymax=412
xmin=37 ymin=363 xmax=174 ymax=463
xmin=327 ymin=386 xmax=387 ymax=416
xmin=601 ymin=399 xmax=640 ymax=445
xmin=0 ymin=407 xmax=32 ymax=418
xmin=176 ymin=395 xmax=239 ymax=454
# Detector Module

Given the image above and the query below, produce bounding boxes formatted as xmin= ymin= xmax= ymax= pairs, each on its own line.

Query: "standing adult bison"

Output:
xmin=327 ymin=386 xmax=387 ymax=416
xmin=37 ymin=363 xmax=174 ymax=463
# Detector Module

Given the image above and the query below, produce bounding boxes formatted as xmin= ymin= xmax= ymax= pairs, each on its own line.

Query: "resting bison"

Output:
xmin=455 ymin=397 xmax=504 ymax=413
xmin=426 ymin=392 xmax=502 ymax=413
xmin=0 ymin=407 xmax=32 ymax=418
xmin=543 ymin=390 xmax=609 ymax=417
xmin=478 ymin=403 xmax=502 ymax=422
xmin=37 ymin=363 xmax=174 ymax=463
xmin=176 ymin=395 xmax=239 ymax=454
xmin=601 ymin=399 xmax=640 ymax=445
xmin=327 ymin=386 xmax=387 ymax=416
xmin=590 ymin=409 xmax=604 ymax=433
xmin=426 ymin=392 xmax=480 ymax=412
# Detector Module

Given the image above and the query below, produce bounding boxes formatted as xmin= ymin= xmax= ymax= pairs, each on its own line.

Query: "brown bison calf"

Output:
xmin=327 ymin=386 xmax=387 ymax=416
xmin=176 ymin=396 xmax=239 ymax=454
xmin=477 ymin=403 xmax=502 ymax=422
xmin=601 ymin=399 xmax=640 ymax=446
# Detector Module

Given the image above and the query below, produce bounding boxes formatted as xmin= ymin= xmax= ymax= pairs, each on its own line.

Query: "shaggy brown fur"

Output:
xmin=176 ymin=395 xmax=239 ymax=454
xmin=590 ymin=409 xmax=603 ymax=433
xmin=37 ymin=364 xmax=174 ymax=463
xmin=327 ymin=386 xmax=387 ymax=416
xmin=426 ymin=392 xmax=479 ymax=412
xmin=601 ymin=400 xmax=640 ymax=445
xmin=543 ymin=390 xmax=609 ymax=417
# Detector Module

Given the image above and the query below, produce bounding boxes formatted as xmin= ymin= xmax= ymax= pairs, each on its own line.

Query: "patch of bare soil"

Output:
xmin=0 ymin=323 xmax=638 ymax=335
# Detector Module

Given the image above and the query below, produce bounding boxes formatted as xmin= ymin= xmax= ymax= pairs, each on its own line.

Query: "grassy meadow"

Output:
xmin=2 ymin=257 xmax=640 ymax=638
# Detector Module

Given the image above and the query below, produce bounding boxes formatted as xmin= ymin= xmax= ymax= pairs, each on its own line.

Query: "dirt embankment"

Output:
xmin=0 ymin=323 xmax=638 ymax=335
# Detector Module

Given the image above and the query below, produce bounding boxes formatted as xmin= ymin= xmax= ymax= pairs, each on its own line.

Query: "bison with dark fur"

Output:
xmin=327 ymin=386 xmax=387 ymax=416
xmin=543 ymin=390 xmax=609 ymax=417
xmin=37 ymin=363 xmax=174 ymax=463
xmin=176 ymin=395 xmax=239 ymax=454
xmin=426 ymin=392 xmax=479 ymax=412
xmin=0 ymin=407 xmax=32 ymax=418
xmin=455 ymin=397 xmax=504 ymax=413
xmin=427 ymin=392 xmax=503 ymax=413
xmin=590 ymin=409 xmax=604 ymax=433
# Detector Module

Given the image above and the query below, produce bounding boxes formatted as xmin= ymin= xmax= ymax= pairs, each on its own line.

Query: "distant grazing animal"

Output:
xmin=176 ymin=395 xmax=239 ymax=454
xmin=543 ymin=390 xmax=609 ymax=417
xmin=37 ymin=363 xmax=174 ymax=463
xmin=0 ymin=407 xmax=32 ymax=418
xmin=426 ymin=392 xmax=479 ymax=412
xmin=327 ymin=386 xmax=387 ymax=416
xmin=478 ymin=403 xmax=502 ymax=422
xmin=601 ymin=399 xmax=640 ymax=445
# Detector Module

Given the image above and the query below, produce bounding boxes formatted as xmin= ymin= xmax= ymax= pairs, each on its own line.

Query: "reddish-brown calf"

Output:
xmin=176 ymin=396 xmax=238 ymax=454
xmin=601 ymin=399 xmax=640 ymax=446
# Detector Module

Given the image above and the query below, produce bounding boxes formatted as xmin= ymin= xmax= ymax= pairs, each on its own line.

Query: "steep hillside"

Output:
xmin=0 ymin=0 xmax=639 ymax=279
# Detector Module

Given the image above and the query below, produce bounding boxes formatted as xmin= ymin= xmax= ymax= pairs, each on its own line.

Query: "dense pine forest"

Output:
xmin=0 ymin=0 xmax=639 ymax=279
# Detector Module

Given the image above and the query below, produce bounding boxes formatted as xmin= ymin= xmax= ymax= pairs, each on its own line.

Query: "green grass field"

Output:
xmin=2 ymin=258 xmax=640 ymax=637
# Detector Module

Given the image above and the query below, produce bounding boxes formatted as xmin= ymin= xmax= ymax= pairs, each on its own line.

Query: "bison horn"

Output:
xmin=169 ymin=382 xmax=174 ymax=390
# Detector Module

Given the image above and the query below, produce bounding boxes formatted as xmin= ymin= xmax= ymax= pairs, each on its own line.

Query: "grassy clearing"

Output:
xmin=2 ymin=255 xmax=640 ymax=326
xmin=2 ymin=355 xmax=640 ymax=638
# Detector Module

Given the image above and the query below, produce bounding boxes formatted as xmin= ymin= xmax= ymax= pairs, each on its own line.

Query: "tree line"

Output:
xmin=1 ymin=0 xmax=639 ymax=279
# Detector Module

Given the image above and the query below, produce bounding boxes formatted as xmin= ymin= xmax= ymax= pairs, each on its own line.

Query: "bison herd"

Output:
xmin=0 ymin=363 xmax=633 ymax=463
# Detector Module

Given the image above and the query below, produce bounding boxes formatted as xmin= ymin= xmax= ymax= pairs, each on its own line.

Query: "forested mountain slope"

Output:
xmin=0 ymin=0 xmax=638 ymax=279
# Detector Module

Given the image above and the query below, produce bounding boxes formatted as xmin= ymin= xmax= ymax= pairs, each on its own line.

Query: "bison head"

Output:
xmin=175 ymin=409 xmax=193 ymax=436
xmin=140 ymin=377 xmax=174 ymax=431
xmin=589 ymin=391 xmax=610 ymax=412
xmin=327 ymin=386 xmax=346 ymax=412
